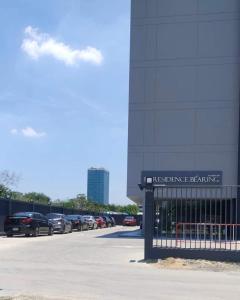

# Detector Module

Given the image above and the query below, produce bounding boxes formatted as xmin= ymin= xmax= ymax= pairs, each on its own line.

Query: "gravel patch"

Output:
xmin=153 ymin=257 xmax=240 ymax=272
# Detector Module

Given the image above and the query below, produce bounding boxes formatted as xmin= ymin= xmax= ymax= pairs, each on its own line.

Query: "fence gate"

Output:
xmin=144 ymin=185 xmax=240 ymax=262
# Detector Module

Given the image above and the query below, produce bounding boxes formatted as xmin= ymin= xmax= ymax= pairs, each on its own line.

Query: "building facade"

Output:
xmin=127 ymin=0 xmax=240 ymax=204
xmin=87 ymin=168 xmax=109 ymax=205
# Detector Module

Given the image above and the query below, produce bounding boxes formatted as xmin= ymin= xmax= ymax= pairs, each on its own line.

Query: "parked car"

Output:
xmin=4 ymin=212 xmax=54 ymax=237
xmin=123 ymin=216 xmax=137 ymax=226
xmin=102 ymin=216 xmax=113 ymax=228
xmin=108 ymin=216 xmax=116 ymax=227
xmin=66 ymin=215 xmax=88 ymax=231
xmin=83 ymin=215 xmax=98 ymax=230
xmin=46 ymin=213 xmax=72 ymax=234
xmin=94 ymin=216 xmax=106 ymax=228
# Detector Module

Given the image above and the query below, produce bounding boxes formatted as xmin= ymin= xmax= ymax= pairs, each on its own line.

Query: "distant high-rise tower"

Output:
xmin=87 ymin=168 xmax=109 ymax=205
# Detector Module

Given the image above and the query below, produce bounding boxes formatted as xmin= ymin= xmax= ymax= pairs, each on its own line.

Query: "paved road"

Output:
xmin=0 ymin=227 xmax=240 ymax=300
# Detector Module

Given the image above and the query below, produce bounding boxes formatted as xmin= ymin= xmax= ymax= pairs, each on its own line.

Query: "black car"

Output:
xmin=108 ymin=216 xmax=116 ymax=227
xmin=46 ymin=213 xmax=72 ymax=234
xmin=102 ymin=216 xmax=113 ymax=228
xmin=4 ymin=212 xmax=54 ymax=237
xmin=66 ymin=215 xmax=88 ymax=231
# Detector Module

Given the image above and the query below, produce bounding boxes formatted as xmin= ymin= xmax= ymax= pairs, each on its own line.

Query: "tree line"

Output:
xmin=0 ymin=170 xmax=139 ymax=215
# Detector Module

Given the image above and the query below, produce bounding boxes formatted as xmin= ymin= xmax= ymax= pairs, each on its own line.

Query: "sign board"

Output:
xmin=141 ymin=171 xmax=223 ymax=186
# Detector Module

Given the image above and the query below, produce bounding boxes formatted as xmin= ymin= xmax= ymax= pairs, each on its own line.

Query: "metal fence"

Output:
xmin=0 ymin=198 xmax=142 ymax=233
xmin=144 ymin=186 xmax=240 ymax=262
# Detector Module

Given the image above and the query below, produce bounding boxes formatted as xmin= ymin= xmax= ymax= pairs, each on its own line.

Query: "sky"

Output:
xmin=0 ymin=0 xmax=131 ymax=204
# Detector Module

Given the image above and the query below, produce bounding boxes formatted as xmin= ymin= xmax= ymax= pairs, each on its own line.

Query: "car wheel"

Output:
xmin=25 ymin=233 xmax=30 ymax=237
xmin=6 ymin=233 xmax=13 ymax=237
xmin=48 ymin=227 xmax=53 ymax=236
xmin=32 ymin=227 xmax=39 ymax=237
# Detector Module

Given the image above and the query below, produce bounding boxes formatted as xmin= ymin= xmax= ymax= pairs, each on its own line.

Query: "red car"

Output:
xmin=94 ymin=216 xmax=106 ymax=228
xmin=123 ymin=216 xmax=137 ymax=226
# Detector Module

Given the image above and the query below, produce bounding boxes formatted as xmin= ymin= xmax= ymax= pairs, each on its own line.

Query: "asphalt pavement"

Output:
xmin=0 ymin=226 xmax=240 ymax=300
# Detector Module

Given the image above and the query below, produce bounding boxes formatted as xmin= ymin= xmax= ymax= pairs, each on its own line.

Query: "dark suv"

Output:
xmin=4 ymin=212 xmax=54 ymax=237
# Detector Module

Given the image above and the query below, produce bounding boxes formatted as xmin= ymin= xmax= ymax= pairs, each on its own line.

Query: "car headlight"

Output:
xmin=58 ymin=222 xmax=61 ymax=225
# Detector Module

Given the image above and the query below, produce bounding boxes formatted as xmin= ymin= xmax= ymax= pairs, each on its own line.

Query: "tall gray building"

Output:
xmin=127 ymin=0 xmax=240 ymax=204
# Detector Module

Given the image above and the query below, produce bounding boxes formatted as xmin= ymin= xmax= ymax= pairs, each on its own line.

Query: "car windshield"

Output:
xmin=83 ymin=215 xmax=91 ymax=219
xmin=66 ymin=215 xmax=78 ymax=219
xmin=125 ymin=216 xmax=134 ymax=220
xmin=46 ymin=213 xmax=63 ymax=219
xmin=13 ymin=212 xmax=33 ymax=217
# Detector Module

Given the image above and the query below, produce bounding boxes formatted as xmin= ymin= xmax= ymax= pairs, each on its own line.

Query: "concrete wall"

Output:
xmin=127 ymin=0 xmax=240 ymax=203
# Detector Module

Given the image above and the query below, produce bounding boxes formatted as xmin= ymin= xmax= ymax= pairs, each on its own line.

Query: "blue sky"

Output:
xmin=0 ymin=0 xmax=131 ymax=204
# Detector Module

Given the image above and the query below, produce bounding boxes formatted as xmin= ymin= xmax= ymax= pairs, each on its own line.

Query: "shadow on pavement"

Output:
xmin=96 ymin=229 xmax=143 ymax=239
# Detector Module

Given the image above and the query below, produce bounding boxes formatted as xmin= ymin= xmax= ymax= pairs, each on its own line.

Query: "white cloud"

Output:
xmin=22 ymin=127 xmax=46 ymax=138
xmin=21 ymin=26 xmax=103 ymax=66
xmin=10 ymin=127 xmax=46 ymax=138
xmin=10 ymin=128 xmax=18 ymax=135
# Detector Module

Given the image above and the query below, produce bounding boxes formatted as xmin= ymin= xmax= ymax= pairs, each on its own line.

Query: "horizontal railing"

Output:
xmin=153 ymin=186 xmax=240 ymax=253
xmin=176 ymin=223 xmax=240 ymax=251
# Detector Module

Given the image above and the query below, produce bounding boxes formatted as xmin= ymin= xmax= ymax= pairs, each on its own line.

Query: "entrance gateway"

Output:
xmin=141 ymin=171 xmax=240 ymax=262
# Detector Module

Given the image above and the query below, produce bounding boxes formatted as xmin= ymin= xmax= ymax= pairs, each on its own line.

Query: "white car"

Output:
xmin=82 ymin=215 xmax=98 ymax=230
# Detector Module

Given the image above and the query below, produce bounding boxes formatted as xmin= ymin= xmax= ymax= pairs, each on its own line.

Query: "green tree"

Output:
xmin=121 ymin=204 xmax=139 ymax=215
xmin=0 ymin=170 xmax=19 ymax=188
xmin=75 ymin=194 xmax=89 ymax=210
xmin=0 ymin=184 xmax=12 ymax=198
xmin=23 ymin=192 xmax=51 ymax=204
xmin=11 ymin=191 xmax=25 ymax=201
xmin=0 ymin=170 xmax=19 ymax=199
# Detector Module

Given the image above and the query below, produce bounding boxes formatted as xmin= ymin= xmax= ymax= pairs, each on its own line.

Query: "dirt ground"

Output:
xmin=153 ymin=257 xmax=240 ymax=272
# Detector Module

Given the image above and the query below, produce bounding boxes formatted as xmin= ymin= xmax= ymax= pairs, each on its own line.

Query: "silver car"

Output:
xmin=83 ymin=215 xmax=97 ymax=230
